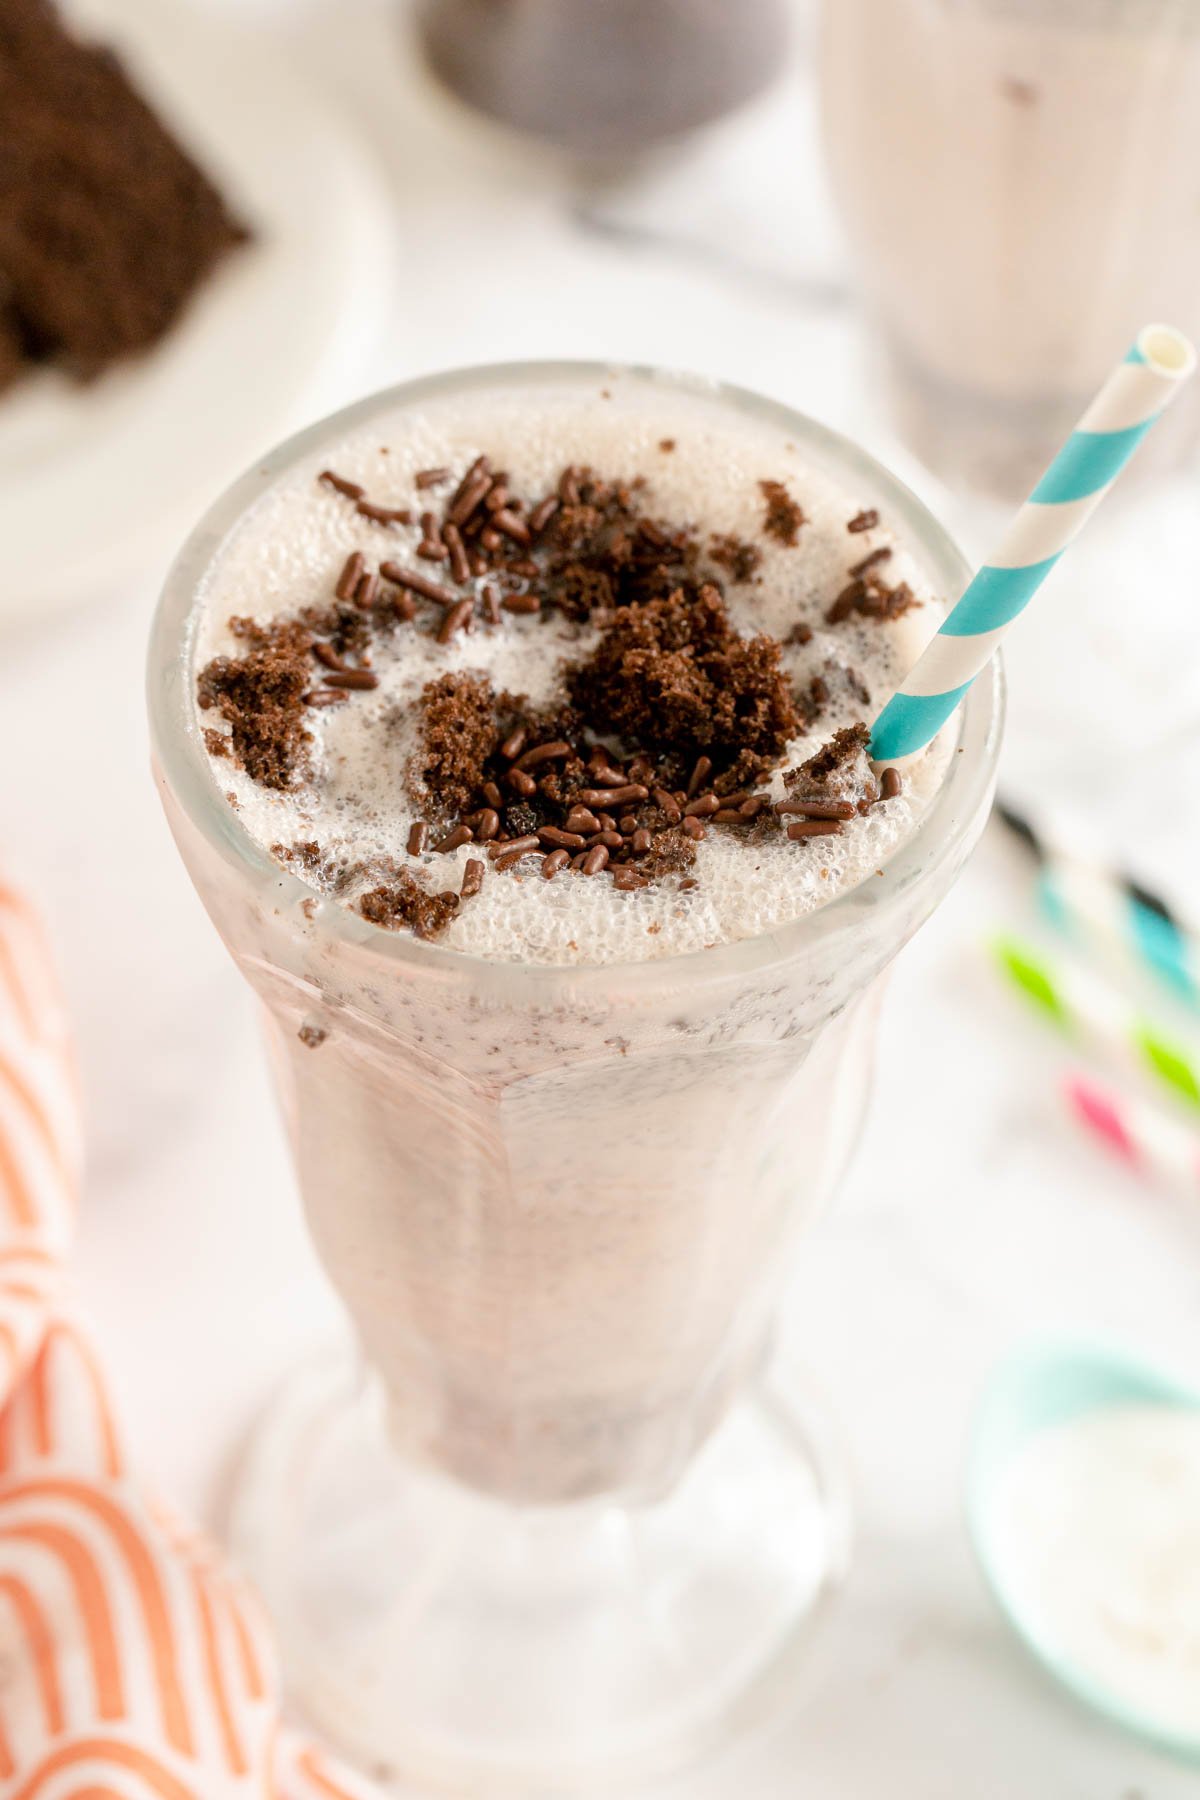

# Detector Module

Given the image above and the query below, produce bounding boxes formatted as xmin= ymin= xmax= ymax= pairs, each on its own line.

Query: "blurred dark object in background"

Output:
xmin=414 ymin=0 xmax=791 ymax=159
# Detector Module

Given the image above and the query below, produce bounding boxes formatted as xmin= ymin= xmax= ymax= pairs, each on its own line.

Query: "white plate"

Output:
xmin=0 ymin=0 xmax=398 ymax=622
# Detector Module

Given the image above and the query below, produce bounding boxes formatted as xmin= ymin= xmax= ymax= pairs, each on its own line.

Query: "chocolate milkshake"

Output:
xmin=164 ymin=367 xmax=975 ymax=1502
xmin=150 ymin=363 xmax=1001 ymax=1787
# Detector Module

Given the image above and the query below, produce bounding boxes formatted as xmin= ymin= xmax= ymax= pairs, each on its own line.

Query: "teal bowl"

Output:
xmin=966 ymin=1336 xmax=1200 ymax=1762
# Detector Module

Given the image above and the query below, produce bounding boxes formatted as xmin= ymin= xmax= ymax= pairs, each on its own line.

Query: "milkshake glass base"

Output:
xmin=228 ymin=1348 xmax=851 ymax=1795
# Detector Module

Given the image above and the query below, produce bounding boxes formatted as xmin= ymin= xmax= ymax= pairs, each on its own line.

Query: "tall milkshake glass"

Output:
xmin=821 ymin=0 xmax=1200 ymax=498
xmin=148 ymin=364 xmax=1003 ymax=1793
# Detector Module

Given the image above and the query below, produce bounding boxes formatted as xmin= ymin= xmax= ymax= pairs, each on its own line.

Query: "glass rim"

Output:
xmin=147 ymin=358 xmax=1004 ymax=994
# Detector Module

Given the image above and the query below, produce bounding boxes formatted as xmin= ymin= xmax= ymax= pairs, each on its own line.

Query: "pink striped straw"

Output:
xmin=1064 ymin=1072 xmax=1200 ymax=1191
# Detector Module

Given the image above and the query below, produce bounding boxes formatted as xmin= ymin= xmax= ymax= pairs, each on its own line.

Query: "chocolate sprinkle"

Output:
xmin=438 ymin=598 xmax=474 ymax=644
xmin=849 ymin=545 xmax=892 ymax=579
xmin=320 ymin=470 xmax=364 ymax=501
xmin=335 ymin=551 xmax=365 ymax=601
xmin=356 ymin=501 xmax=412 ymax=527
xmin=380 ymin=562 xmax=459 ymax=609
xmin=759 ymin=480 xmax=804 ymax=546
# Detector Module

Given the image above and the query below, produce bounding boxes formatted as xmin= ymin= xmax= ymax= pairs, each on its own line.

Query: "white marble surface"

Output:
xmin=2 ymin=1 xmax=1199 ymax=1793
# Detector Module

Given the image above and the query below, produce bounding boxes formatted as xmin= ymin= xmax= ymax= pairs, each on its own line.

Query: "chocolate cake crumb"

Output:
xmin=785 ymin=621 xmax=814 ymax=647
xmin=538 ymin=471 xmax=700 ymax=614
xmin=659 ymin=438 xmax=676 ymax=452
xmin=298 ymin=601 xmax=372 ymax=660
xmin=786 ymin=724 xmax=873 ymax=805
xmin=712 ymin=749 xmax=772 ymax=797
xmin=759 ymin=480 xmax=804 ymax=547
xmin=709 ymin=534 xmax=763 ymax=584
xmin=843 ymin=664 xmax=872 ymax=707
xmin=298 ymin=1024 xmax=327 ymax=1049
xmin=552 ymin=562 xmax=616 ymax=621
xmin=569 ymin=583 xmax=798 ymax=765
xmin=797 ymin=673 xmax=830 ymax=730
xmin=197 ymin=631 xmax=313 ymax=790
xmin=271 ymin=840 xmax=359 ymax=892
xmin=203 ymin=728 xmax=230 ymax=758
xmin=826 ymin=574 xmax=920 ymax=626
xmin=226 ymin=615 xmax=311 ymax=653
xmin=415 ymin=673 xmax=498 ymax=818
xmin=359 ymin=873 xmax=460 ymax=939
xmin=637 ymin=829 xmax=697 ymax=880
xmin=847 ymin=509 xmax=879 ymax=534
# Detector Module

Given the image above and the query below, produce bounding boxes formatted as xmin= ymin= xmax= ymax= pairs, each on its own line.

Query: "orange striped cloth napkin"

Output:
xmin=0 ymin=886 xmax=380 ymax=1800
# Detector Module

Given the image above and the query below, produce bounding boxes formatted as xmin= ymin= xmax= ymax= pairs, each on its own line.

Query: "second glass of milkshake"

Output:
xmin=149 ymin=364 xmax=1001 ymax=1793
xmin=821 ymin=0 xmax=1200 ymax=496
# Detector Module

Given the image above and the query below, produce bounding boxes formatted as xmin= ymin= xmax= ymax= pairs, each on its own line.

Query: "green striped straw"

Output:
xmin=872 ymin=324 xmax=1196 ymax=762
xmin=991 ymin=934 xmax=1200 ymax=1113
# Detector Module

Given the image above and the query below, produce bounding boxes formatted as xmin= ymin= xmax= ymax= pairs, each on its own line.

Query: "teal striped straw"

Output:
xmin=870 ymin=324 xmax=1196 ymax=762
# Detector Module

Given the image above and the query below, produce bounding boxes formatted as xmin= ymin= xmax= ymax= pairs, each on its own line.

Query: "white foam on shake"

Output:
xmin=192 ymin=373 xmax=952 ymax=966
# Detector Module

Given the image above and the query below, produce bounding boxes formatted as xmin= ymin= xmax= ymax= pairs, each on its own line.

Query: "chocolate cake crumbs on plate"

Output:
xmin=298 ymin=1024 xmax=327 ymax=1049
xmin=200 ymin=446 xmax=914 ymax=940
xmin=0 ymin=0 xmax=249 ymax=388
xmin=759 ymin=480 xmax=805 ymax=547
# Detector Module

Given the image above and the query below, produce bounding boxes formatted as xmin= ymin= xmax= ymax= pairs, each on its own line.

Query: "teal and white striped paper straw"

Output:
xmin=870 ymin=324 xmax=1196 ymax=762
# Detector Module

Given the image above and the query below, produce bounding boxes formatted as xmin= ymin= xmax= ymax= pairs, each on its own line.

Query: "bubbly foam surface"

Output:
xmin=192 ymin=373 xmax=953 ymax=965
